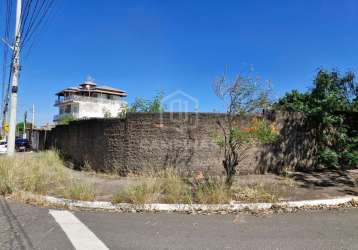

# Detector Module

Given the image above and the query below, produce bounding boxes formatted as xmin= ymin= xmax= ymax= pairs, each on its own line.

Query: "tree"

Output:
xmin=213 ymin=73 xmax=277 ymax=185
xmin=273 ymin=90 xmax=310 ymax=112
xmin=129 ymin=92 xmax=165 ymax=112
xmin=310 ymin=70 xmax=357 ymax=169
xmin=16 ymin=122 xmax=32 ymax=135
xmin=274 ymin=69 xmax=358 ymax=169
xmin=58 ymin=114 xmax=75 ymax=125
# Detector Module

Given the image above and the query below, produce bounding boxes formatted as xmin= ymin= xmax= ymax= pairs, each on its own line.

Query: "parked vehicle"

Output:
xmin=15 ymin=138 xmax=30 ymax=152
xmin=0 ymin=140 xmax=7 ymax=154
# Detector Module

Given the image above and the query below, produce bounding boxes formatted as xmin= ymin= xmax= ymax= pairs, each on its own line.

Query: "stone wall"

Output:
xmin=35 ymin=112 xmax=316 ymax=175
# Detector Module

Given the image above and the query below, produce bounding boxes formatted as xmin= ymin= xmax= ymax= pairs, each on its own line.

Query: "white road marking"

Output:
xmin=49 ymin=210 xmax=109 ymax=250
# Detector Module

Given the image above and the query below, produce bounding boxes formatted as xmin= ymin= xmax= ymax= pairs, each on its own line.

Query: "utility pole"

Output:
xmin=7 ymin=0 xmax=22 ymax=155
xmin=23 ymin=111 xmax=27 ymax=139
xmin=32 ymin=104 xmax=35 ymax=129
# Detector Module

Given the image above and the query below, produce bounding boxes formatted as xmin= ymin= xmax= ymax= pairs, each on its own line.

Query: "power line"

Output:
xmin=2 ymin=0 xmax=55 ymax=132
xmin=1 ymin=0 xmax=13 ymax=124
xmin=19 ymin=0 xmax=33 ymax=39
xmin=21 ymin=0 xmax=55 ymax=49
xmin=23 ymin=0 xmax=57 ymax=59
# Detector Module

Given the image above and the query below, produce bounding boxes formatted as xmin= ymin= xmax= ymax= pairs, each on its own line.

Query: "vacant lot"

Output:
xmin=1 ymin=151 xmax=357 ymax=205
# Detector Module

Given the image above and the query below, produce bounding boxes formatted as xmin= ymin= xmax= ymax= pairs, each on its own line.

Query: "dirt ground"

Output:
xmin=70 ymin=169 xmax=358 ymax=202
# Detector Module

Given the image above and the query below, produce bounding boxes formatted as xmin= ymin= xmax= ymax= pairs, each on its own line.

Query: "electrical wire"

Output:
xmin=1 ymin=0 xmax=55 ymax=125
xmin=1 ymin=0 xmax=13 ymax=123
xmin=21 ymin=0 xmax=55 ymax=49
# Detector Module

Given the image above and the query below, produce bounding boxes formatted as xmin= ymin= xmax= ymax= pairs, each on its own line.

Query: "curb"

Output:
xmin=41 ymin=195 xmax=358 ymax=212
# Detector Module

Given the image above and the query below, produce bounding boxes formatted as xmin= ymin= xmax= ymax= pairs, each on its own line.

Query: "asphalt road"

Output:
xmin=1 ymin=198 xmax=358 ymax=250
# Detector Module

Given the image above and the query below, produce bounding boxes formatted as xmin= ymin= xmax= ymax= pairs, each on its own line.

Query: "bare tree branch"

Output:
xmin=213 ymin=70 xmax=273 ymax=185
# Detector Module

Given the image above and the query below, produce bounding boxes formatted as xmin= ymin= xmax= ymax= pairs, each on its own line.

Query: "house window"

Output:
xmin=73 ymin=106 xmax=79 ymax=113
xmin=65 ymin=105 xmax=71 ymax=113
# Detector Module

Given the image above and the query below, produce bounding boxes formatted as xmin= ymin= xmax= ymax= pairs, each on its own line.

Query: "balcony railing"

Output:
xmin=55 ymin=95 xmax=124 ymax=106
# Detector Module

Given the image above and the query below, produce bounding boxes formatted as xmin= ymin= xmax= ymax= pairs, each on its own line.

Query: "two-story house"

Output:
xmin=54 ymin=79 xmax=127 ymax=122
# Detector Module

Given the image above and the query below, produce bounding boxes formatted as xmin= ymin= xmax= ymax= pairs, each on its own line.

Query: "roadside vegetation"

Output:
xmin=0 ymin=151 xmax=296 ymax=205
xmin=112 ymin=169 xmax=295 ymax=204
xmin=57 ymin=113 xmax=75 ymax=125
xmin=213 ymin=72 xmax=278 ymax=185
xmin=16 ymin=122 xmax=33 ymax=135
xmin=129 ymin=91 xmax=165 ymax=113
xmin=0 ymin=151 xmax=96 ymax=201
xmin=274 ymin=69 xmax=358 ymax=169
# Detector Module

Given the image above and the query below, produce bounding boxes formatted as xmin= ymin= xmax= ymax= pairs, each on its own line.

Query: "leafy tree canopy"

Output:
xmin=274 ymin=69 xmax=358 ymax=169
xmin=273 ymin=90 xmax=310 ymax=113
xmin=16 ymin=122 xmax=32 ymax=134
xmin=129 ymin=92 xmax=165 ymax=113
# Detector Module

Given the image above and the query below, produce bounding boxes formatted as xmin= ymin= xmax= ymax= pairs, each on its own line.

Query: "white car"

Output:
xmin=0 ymin=140 xmax=7 ymax=154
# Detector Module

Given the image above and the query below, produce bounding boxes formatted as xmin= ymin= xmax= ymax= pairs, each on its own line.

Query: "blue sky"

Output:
xmin=1 ymin=0 xmax=358 ymax=125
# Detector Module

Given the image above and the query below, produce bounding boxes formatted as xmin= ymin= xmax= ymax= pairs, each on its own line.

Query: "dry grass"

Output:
xmin=195 ymin=177 xmax=232 ymax=204
xmin=112 ymin=169 xmax=299 ymax=204
xmin=113 ymin=170 xmax=230 ymax=204
xmin=0 ymin=152 xmax=297 ymax=205
xmin=113 ymin=169 xmax=191 ymax=204
xmin=0 ymin=151 xmax=69 ymax=195
xmin=61 ymin=183 xmax=96 ymax=201
xmin=112 ymin=179 xmax=161 ymax=204
xmin=233 ymin=184 xmax=277 ymax=203
xmin=232 ymin=176 xmax=298 ymax=203
xmin=281 ymin=176 xmax=297 ymax=189
xmin=157 ymin=169 xmax=192 ymax=204
xmin=9 ymin=191 xmax=49 ymax=206
xmin=0 ymin=151 xmax=96 ymax=201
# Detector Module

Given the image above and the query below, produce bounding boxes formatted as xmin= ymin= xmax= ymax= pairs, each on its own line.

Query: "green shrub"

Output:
xmin=57 ymin=114 xmax=75 ymax=125
xmin=318 ymin=148 xmax=339 ymax=169
xmin=274 ymin=70 xmax=358 ymax=170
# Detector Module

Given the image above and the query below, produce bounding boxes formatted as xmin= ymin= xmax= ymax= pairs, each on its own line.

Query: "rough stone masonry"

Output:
xmin=37 ymin=112 xmax=316 ymax=176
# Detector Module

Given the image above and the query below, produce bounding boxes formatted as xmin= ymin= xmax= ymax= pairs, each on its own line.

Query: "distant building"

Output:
xmin=54 ymin=79 xmax=127 ymax=122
